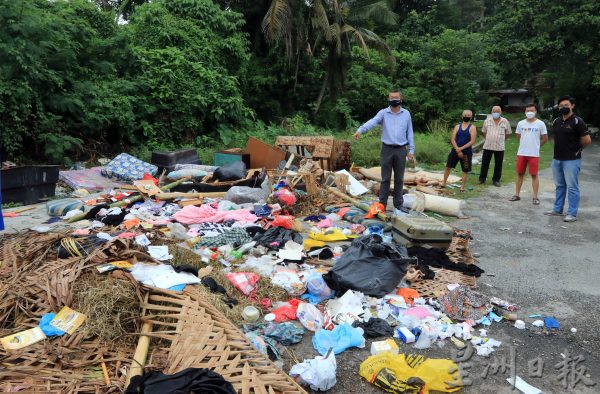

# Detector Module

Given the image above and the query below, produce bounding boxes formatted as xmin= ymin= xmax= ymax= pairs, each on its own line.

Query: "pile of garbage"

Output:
xmin=1 ymin=145 xmax=544 ymax=394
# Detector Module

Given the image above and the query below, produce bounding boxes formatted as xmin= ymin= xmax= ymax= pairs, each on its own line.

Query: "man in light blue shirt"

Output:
xmin=354 ymin=89 xmax=415 ymax=216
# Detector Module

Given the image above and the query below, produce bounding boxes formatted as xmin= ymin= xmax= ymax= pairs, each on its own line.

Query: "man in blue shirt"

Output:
xmin=354 ymin=90 xmax=415 ymax=216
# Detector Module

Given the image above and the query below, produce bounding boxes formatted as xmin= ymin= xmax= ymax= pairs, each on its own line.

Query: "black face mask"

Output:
xmin=462 ymin=117 xmax=471 ymax=123
xmin=559 ymin=107 xmax=571 ymax=116
xmin=389 ymin=99 xmax=402 ymax=108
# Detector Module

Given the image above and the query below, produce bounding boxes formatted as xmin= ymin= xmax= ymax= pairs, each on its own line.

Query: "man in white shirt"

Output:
xmin=509 ymin=103 xmax=548 ymax=205
xmin=479 ymin=106 xmax=512 ymax=186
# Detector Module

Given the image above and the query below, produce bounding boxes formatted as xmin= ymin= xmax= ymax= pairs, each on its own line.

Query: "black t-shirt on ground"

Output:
xmin=552 ymin=114 xmax=589 ymax=161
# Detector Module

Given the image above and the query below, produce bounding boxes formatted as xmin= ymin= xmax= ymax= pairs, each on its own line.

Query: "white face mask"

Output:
xmin=525 ymin=111 xmax=536 ymax=119
xmin=492 ymin=113 xmax=501 ymax=119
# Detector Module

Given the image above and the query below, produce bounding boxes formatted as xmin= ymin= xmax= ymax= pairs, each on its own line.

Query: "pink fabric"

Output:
xmin=173 ymin=204 xmax=258 ymax=225
xmin=316 ymin=218 xmax=333 ymax=229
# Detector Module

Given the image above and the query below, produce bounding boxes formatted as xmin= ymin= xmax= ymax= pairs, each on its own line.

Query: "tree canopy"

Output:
xmin=0 ymin=0 xmax=597 ymax=163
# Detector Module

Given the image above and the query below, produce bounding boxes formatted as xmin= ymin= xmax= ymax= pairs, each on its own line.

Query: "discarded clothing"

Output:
xmin=173 ymin=204 xmax=258 ymax=225
xmin=201 ymin=277 xmax=238 ymax=307
xmin=352 ymin=318 xmax=394 ymax=338
xmin=125 ymin=367 xmax=235 ymax=394
xmin=407 ymin=246 xmax=484 ymax=277
xmin=245 ymin=331 xmax=281 ymax=361
xmin=438 ymin=286 xmax=490 ymax=321
xmin=189 ymin=222 xmax=232 ymax=237
xmin=253 ymin=227 xmax=303 ymax=250
xmin=197 ymin=228 xmax=253 ymax=248
xmin=172 ymin=264 xmax=199 ymax=277
xmin=242 ymin=322 xmax=304 ymax=346
xmin=324 ymin=235 xmax=415 ymax=297
xmin=304 ymin=215 xmax=327 ymax=222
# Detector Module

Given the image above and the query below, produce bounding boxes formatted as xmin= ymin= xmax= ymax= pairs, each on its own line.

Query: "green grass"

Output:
xmin=2 ymin=202 xmax=23 ymax=209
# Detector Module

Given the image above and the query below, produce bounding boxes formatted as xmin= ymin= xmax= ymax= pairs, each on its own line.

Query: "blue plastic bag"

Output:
xmin=312 ymin=323 xmax=365 ymax=355
xmin=39 ymin=313 xmax=66 ymax=337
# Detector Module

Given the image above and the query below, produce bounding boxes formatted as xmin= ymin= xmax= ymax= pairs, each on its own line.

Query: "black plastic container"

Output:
xmin=1 ymin=165 xmax=60 ymax=205
xmin=151 ymin=148 xmax=201 ymax=173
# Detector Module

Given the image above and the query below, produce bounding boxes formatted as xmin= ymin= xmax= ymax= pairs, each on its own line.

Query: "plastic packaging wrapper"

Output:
xmin=272 ymin=299 xmax=302 ymax=322
xmin=271 ymin=269 xmax=305 ymax=295
xmin=352 ymin=317 xmax=393 ymax=338
xmin=296 ymin=302 xmax=324 ymax=332
xmin=290 ymin=351 xmax=337 ymax=391
xmin=225 ymin=272 xmax=259 ymax=297
xmin=239 ymin=256 xmax=275 ymax=276
xmin=225 ymin=186 xmax=268 ymax=204
xmin=309 ymin=228 xmax=350 ymax=242
xmin=214 ymin=161 xmax=246 ymax=182
xmin=359 ymin=353 xmax=462 ymax=394
xmin=271 ymin=215 xmax=295 ymax=230
xmin=301 ymin=272 xmax=334 ymax=304
xmin=323 ymin=235 xmax=414 ymax=297
xmin=365 ymin=202 xmax=385 ymax=219
xmin=312 ymin=323 xmax=365 ymax=355
xmin=274 ymin=189 xmax=297 ymax=206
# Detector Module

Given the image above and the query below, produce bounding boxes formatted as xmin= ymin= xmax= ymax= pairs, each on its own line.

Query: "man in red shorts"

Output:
xmin=510 ymin=103 xmax=548 ymax=205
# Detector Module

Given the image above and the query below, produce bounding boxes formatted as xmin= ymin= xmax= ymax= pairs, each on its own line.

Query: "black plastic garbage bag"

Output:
xmin=323 ymin=235 xmax=415 ymax=297
xmin=125 ymin=367 xmax=236 ymax=394
xmin=352 ymin=317 xmax=394 ymax=338
xmin=214 ymin=161 xmax=246 ymax=182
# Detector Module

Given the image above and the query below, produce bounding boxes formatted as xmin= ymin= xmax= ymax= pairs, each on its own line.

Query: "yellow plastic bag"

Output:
xmin=303 ymin=239 xmax=325 ymax=251
xmin=309 ymin=228 xmax=349 ymax=242
xmin=359 ymin=353 xmax=462 ymax=394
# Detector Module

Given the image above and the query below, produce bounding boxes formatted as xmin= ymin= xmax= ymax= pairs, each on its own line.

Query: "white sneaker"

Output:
xmin=563 ymin=215 xmax=577 ymax=223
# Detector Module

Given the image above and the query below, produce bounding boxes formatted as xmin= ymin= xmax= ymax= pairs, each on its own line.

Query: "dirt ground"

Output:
xmin=286 ymin=141 xmax=600 ymax=394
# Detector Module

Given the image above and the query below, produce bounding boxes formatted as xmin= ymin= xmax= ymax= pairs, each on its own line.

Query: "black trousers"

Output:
xmin=380 ymin=144 xmax=407 ymax=209
xmin=479 ymin=149 xmax=504 ymax=183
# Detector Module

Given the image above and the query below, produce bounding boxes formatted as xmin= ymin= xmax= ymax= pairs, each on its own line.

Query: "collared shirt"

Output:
xmin=482 ymin=117 xmax=512 ymax=151
xmin=552 ymin=114 xmax=589 ymax=161
xmin=358 ymin=107 xmax=415 ymax=154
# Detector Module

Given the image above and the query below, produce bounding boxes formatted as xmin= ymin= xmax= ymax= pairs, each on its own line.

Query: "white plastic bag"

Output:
xmin=296 ymin=302 xmax=324 ymax=332
xmin=290 ymin=351 xmax=337 ymax=391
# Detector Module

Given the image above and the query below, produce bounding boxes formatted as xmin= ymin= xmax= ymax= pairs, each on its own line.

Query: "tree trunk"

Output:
xmin=313 ymin=73 xmax=328 ymax=115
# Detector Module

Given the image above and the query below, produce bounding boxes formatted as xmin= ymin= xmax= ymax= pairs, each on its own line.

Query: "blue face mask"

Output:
xmin=492 ymin=113 xmax=501 ymax=119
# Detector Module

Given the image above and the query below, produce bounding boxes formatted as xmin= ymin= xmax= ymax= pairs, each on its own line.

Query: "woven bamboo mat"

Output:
xmin=140 ymin=287 xmax=308 ymax=394
xmin=446 ymin=229 xmax=476 ymax=265
xmin=408 ymin=267 xmax=477 ymax=298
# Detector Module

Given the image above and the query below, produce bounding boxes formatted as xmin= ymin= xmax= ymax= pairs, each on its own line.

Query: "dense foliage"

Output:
xmin=0 ymin=0 xmax=597 ymax=164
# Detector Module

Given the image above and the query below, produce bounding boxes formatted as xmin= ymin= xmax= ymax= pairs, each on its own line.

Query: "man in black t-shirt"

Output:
xmin=544 ymin=96 xmax=592 ymax=222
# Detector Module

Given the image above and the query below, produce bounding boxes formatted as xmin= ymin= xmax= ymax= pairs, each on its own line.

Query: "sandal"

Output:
xmin=460 ymin=189 xmax=466 ymax=193
xmin=533 ymin=198 xmax=540 ymax=205
xmin=509 ymin=195 xmax=521 ymax=201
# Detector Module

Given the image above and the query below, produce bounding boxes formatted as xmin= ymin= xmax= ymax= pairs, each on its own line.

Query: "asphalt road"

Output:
xmin=291 ymin=141 xmax=599 ymax=394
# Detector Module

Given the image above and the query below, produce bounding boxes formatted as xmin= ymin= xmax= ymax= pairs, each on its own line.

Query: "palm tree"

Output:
xmin=262 ymin=0 xmax=398 ymax=114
